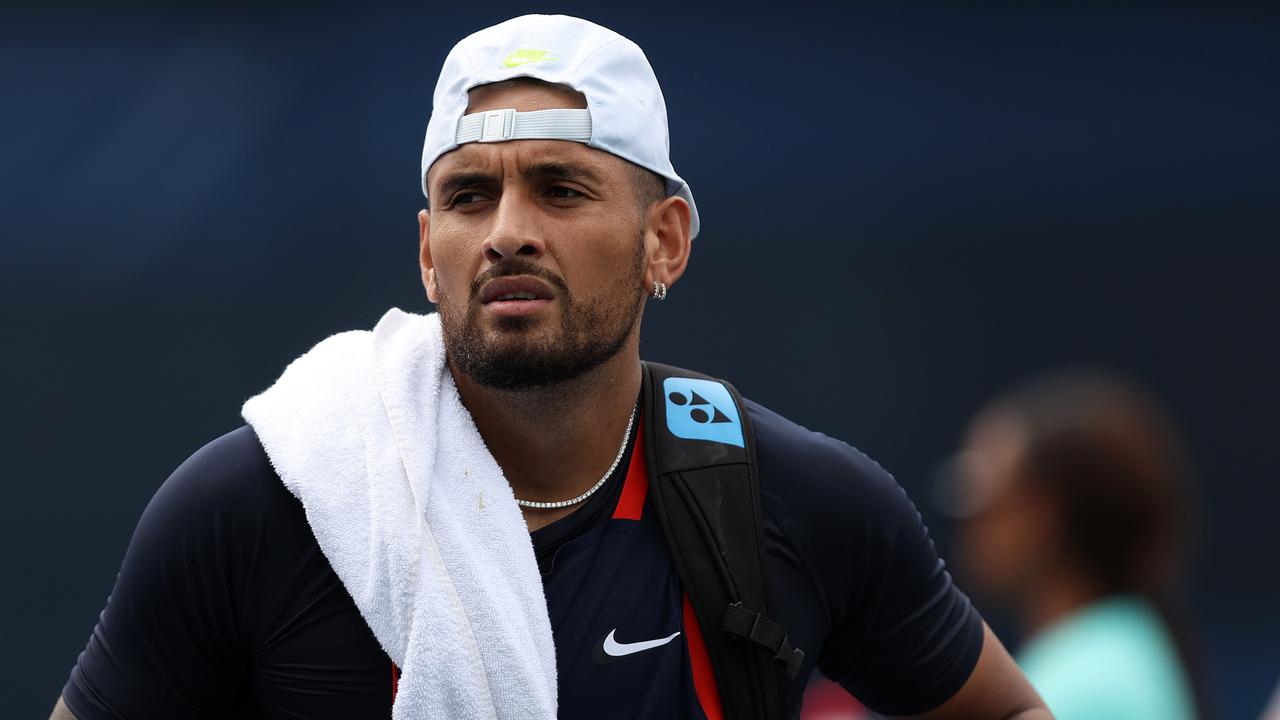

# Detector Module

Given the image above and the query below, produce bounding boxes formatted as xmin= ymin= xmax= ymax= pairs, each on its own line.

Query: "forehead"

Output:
xmin=432 ymin=134 xmax=610 ymax=172
xmin=959 ymin=411 xmax=1030 ymax=499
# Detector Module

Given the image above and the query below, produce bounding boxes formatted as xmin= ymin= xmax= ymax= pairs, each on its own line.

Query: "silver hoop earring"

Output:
xmin=651 ymin=281 xmax=667 ymax=301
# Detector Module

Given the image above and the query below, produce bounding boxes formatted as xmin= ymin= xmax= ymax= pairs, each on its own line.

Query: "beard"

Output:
xmin=436 ymin=236 xmax=646 ymax=391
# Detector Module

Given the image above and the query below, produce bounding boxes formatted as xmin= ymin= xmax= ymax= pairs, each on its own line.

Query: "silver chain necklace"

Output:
xmin=515 ymin=403 xmax=638 ymax=510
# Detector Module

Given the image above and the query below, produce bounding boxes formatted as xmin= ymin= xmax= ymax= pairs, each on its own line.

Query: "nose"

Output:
xmin=482 ymin=192 xmax=545 ymax=263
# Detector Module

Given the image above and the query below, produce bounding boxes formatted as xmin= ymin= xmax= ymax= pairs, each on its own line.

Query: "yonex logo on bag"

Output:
xmin=503 ymin=48 xmax=556 ymax=68
xmin=663 ymin=378 xmax=744 ymax=448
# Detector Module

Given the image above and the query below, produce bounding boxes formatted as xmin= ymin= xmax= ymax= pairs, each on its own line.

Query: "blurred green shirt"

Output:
xmin=1017 ymin=595 xmax=1196 ymax=720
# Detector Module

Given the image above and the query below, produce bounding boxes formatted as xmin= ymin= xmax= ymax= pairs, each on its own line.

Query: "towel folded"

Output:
xmin=243 ymin=308 xmax=557 ymax=719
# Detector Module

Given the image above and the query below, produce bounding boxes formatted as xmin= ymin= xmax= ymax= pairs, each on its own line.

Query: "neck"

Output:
xmin=451 ymin=341 xmax=643 ymax=531
xmin=1020 ymin=563 xmax=1106 ymax=637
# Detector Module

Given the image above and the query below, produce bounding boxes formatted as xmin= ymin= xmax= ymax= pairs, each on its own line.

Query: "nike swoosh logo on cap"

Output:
xmin=595 ymin=628 xmax=681 ymax=662
xmin=502 ymin=49 xmax=556 ymax=68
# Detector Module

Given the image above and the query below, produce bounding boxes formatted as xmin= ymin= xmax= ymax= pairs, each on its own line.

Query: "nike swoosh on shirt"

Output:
xmin=593 ymin=628 xmax=681 ymax=664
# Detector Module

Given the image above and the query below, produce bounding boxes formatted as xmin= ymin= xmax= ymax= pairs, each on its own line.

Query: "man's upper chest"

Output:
xmin=541 ymin=506 xmax=705 ymax=717
xmin=247 ymin=430 xmax=837 ymax=719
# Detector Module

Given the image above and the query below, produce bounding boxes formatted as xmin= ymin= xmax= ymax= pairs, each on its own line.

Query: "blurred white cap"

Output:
xmin=420 ymin=14 xmax=700 ymax=239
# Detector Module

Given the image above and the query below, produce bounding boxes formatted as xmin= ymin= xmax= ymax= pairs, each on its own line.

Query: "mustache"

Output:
xmin=470 ymin=258 xmax=570 ymax=300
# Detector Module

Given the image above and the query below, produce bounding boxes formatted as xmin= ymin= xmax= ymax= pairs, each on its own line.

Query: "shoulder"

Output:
xmin=132 ymin=426 xmax=305 ymax=561
xmin=745 ymin=397 xmax=914 ymax=541
xmin=1019 ymin=598 xmax=1175 ymax=674
xmin=739 ymin=394 xmax=986 ymax=715
xmin=150 ymin=425 xmax=292 ymax=520
xmin=126 ymin=425 xmax=322 ymax=629
xmin=61 ymin=427 xmax=336 ymax=720
xmin=743 ymin=396 xmax=929 ymax=612
xmin=1019 ymin=599 xmax=1196 ymax=720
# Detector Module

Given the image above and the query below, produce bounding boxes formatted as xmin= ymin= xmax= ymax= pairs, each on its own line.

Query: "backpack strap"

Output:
xmin=640 ymin=362 xmax=804 ymax=720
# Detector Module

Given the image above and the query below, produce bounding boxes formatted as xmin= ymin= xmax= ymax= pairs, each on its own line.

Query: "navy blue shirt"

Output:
xmin=63 ymin=398 xmax=982 ymax=719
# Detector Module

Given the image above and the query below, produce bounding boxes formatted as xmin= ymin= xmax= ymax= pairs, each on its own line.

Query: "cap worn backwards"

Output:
xmin=420 ymin=14 xmax=700 ymax=239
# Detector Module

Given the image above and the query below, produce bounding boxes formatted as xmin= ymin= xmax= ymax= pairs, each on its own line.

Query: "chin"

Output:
xmin=479 ymin=324 xmax=564 ymax=359
xmin=488 ymin=313 xmax=543 ymax=333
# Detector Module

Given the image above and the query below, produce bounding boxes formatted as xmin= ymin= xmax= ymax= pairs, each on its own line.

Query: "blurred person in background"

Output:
xmin=942 ymin=370 xmax=1207 ymax=719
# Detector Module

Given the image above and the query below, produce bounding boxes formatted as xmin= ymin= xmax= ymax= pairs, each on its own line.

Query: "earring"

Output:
xmin=651 ymin=281 xmax=667 ymax=301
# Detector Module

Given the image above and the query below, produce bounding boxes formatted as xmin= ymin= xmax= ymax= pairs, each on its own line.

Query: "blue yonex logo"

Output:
xmin=663 ymin=377 xmax=744 ymax=448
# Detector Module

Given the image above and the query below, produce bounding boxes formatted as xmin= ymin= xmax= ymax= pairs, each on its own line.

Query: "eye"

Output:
xmin=547 ymin=185 xmax=583 ymax=199
xmin=454 ymin=191 xmax=485 ymax=205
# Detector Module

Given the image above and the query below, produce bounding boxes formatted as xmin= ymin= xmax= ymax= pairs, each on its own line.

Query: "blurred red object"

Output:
xmin=800 ymin=676 xmax=867 ymax=720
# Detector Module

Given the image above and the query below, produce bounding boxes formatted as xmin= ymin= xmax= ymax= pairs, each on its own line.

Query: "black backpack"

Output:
xmin=639 ymin=362 xmax=805 ymax=720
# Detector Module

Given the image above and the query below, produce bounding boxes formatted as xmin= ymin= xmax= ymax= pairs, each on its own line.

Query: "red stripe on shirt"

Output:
xmin=683 ymin=594 xmax=724 ymax=720
xmin=612 ymin=424 xmax=648 ymax=521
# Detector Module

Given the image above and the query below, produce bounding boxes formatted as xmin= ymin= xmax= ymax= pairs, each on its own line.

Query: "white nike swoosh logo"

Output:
xmin=600 ymin=628 xmax=682 ymax=657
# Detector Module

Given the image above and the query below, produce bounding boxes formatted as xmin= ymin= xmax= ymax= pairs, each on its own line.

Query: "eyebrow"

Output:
xmin=435 ymin=171 xmax=496 ymax=202
xmin=525 ymin=161 xmax=603 ymax=188
xmin=432 ymin=160 xmax=604 ymax=202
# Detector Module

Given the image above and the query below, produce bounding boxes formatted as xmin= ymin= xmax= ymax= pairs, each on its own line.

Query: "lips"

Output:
xmin=478 ymin=275 xmax=557 ymax=319
xmin=479 ymin=276 xmax=556 ymax=304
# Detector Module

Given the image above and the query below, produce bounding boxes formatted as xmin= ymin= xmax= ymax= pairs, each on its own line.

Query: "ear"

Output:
xmin=644 ymin=195 xmax=692 ymax=294
xmin=418 ymin=209 xmax=440 ymax=304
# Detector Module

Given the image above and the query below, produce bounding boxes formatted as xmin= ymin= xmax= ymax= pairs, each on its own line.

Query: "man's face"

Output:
xmin=421 ymin=81 xmax=650 ymax=390
xmin=954 ymin=412 xmax=1056 ymax=604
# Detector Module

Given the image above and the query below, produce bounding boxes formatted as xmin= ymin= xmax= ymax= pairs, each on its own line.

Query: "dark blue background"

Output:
xmin=3 ymin=2 xmax=1277 ymax=717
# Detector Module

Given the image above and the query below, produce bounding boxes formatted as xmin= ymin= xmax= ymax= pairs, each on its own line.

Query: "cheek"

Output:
xmin=557 ymin=225 xmax=643 ymax=297
xmin=429 ymin=236 xmax=479 ymax=299
xmin=959 ymin=501 xmax=1044 ymax=594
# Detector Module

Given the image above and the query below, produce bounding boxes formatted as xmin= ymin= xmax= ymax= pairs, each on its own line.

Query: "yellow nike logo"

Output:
xmin=503 ymin=48 xmax=556 ymax=68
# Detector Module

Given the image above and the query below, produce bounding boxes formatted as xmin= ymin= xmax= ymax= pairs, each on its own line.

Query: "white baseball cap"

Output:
xmin=420 ymin=14 xmax=700 ymax=239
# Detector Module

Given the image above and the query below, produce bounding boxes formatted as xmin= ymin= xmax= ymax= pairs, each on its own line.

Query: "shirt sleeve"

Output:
xmin=818 ymin=460 xmax=985 ymax=716
xmin=749 ymin=398 xmax=985 ymax=716
xmin=62 ymin=428 xmax=266 ymax=720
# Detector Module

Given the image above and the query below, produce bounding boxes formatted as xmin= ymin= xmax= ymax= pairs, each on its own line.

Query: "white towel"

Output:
xmin=242 ymin=308 xmax=557 ymax=719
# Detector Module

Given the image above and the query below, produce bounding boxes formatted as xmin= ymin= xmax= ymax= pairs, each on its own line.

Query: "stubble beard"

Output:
xmin=437 ymin=235 xmax=646 ymax=391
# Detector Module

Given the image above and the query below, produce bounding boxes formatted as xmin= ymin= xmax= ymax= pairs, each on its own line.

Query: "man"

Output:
xmin=53 ymin=14 xmax=1050 ymax=719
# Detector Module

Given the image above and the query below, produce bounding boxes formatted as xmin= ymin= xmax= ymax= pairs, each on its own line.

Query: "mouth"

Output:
xmin=479 ymin=275 xmax=556 ymax=318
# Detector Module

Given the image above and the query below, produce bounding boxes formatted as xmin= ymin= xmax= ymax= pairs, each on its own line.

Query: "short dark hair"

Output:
xmin=628 ymin=163 xmax=667 ymax=211
xmin=992 ymin=370 xmax=1192 ymax=597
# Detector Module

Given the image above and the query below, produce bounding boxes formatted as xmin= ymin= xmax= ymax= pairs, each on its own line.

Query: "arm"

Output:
xmin=794 ymin=439 xmax=1046 ymax=718
xmin=892 ymin=622 xmax=1052 ymax=720
xmin=50 ymin=697 xmax=77 ymax=720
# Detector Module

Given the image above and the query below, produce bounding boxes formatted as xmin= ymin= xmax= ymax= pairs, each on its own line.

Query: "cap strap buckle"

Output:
xmin=478 ymin=109 xmax=515 ymax=142
xmin=455 ymin=108 xmax=592 ymax=146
